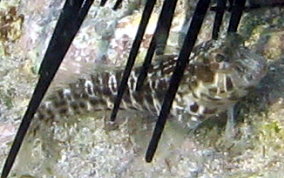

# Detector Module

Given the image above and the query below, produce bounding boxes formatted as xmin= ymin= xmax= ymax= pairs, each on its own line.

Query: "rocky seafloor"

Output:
xmin=1 ymin=0 xmax=284 ymax=177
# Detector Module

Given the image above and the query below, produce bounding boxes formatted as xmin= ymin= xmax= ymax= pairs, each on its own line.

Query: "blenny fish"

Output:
xmin=32 ymin=34 xmax=266 ymax=131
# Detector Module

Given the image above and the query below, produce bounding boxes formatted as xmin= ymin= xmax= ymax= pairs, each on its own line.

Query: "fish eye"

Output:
xmin=215 ymin=53 xmax=226 ymax=62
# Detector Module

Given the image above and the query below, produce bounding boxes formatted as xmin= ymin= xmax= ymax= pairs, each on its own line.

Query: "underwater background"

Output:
xmin=1 ymin=0 xmax=284 ymax=177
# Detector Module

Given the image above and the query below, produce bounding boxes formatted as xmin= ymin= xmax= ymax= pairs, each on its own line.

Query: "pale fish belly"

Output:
xmin=31 ymin=34 xmax=267 ymax=132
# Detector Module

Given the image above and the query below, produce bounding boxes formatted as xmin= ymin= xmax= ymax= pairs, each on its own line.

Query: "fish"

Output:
xmin=31 ymin=33 xmax=267 ymax=131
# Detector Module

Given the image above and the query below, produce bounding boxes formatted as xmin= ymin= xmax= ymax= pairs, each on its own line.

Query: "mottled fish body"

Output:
xmin=33 ymin=34 xmax=267 ymax=128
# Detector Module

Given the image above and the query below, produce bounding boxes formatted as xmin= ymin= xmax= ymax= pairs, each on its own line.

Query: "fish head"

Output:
xmin=192 ymin=33 xmax=267 ymax=89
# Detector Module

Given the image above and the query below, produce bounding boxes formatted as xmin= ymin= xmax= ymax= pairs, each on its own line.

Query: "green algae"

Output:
xmin=0 ymin=89 xmax=14 ymax=109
